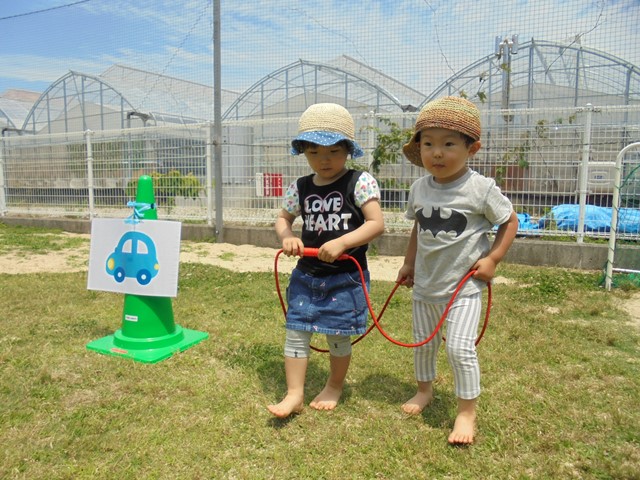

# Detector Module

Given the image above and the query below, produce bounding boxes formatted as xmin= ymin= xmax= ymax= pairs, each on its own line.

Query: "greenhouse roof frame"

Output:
xmin=222 ymin=59 xmax=409 ymax=121
xmin=20 ymin=66 xmax=241 ymax=134
xmin=425 ymin=39 xmax=640 ymax=109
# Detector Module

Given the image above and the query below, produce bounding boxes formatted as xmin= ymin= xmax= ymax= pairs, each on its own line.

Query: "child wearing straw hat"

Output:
xmin=396 ymin=96 xmax=518 ymax=444
xmin=268 ymin=103 xmax=384 ymax=418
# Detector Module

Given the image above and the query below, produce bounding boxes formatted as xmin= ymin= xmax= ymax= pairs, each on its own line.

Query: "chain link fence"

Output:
xmin=1 ymin=104 xmax=639 ymax=241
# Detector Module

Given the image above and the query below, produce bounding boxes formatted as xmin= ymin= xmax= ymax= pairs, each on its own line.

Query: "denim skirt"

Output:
xmin=285 ymin=267 xmax=370 ymax=336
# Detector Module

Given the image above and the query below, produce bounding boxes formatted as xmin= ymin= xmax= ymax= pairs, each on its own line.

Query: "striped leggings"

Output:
xmin=412 ymin=293 xmax=482 ymax=400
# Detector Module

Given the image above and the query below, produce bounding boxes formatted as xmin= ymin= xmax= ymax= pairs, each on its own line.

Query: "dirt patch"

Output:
xmin=621 ymin=292 xmax=640 ymax=329
xmin=1 ymin=234 xmax=638 ymax=328
xmin=0 ymin=237 xmax=405 ymax=282
xmin=180 ymin=242 xmax=406 ymax=282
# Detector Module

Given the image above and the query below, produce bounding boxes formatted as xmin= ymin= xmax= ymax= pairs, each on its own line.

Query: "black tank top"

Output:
xmin=296 ymin=169 xmax=368 ymax=276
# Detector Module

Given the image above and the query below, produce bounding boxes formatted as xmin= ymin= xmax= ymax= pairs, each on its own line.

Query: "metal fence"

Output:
xmin=1 ymin=104 xmax=639 ymax=242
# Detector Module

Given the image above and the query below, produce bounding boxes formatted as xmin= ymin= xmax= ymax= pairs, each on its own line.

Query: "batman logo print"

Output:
xmin=416 ymin=207 xmax=467 ymax=237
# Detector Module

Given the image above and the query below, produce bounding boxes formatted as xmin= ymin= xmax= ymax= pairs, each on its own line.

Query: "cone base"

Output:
xmin=86 ymin=327 xmax=208 ymax=364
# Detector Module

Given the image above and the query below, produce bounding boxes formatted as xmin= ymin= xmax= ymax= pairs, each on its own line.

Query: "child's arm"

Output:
xmin=275 ymin=209 xmax=304 ymax=256
xmin=317 ymin=199 xmax=385 ymax=263
xmin=397 ymin=221 xmax=417 ymax=287
xmin=472 ymin=210 xmax=518 ymax=282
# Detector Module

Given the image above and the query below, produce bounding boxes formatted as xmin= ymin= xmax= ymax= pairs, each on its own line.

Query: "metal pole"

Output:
xmin=605 ymin=142 xmax=640 ymax=290
xmin=1 ymin=128 xmax=24 ymax=216
xmin=213 ymin=0 xmax=224 ymax=241
xmin=366 ymin=111 xmax=375 ymax=171
xmin=205 ymin=122 xmax=214 ymax=226
xmin=0 ymin=135 xmax=6 ymax=216
xmin=85 ymin=130 xmax=95 ymax=217
xmin=576 ymin=104 xmax=595 ymax=244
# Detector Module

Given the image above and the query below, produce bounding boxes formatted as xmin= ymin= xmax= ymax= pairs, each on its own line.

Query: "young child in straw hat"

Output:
xmin=396 ymin=96 xmax=518 ymax=444
xmin=268 ymin=103 xmax=384 ymax=418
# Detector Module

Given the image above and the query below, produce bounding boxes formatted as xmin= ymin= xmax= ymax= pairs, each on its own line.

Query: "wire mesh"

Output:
xmin=1 ymin=104 xmax=639 ymax=242
xmin=0 ymin=1 xmax=638 ymax=242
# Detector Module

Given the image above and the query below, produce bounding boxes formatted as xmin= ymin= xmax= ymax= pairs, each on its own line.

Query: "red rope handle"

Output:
xmin=274 ymin=248 xmax=491 ymax=351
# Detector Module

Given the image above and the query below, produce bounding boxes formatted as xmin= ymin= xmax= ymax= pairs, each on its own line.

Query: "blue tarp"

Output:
xmin=516 ymin=212 xmax=539 ymax=231
xmin=518 ymin=204 xmax=640 ymax=234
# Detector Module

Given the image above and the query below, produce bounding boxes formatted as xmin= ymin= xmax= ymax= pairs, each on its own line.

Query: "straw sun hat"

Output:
xmin=402 ymin=96 xmax=481 ymax=167
xmin=291 ymin=103 xmax=364 ymax=158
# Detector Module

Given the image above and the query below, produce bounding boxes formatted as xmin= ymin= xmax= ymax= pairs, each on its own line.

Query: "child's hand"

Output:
xmin=397 ymin=264 xmax=414 ymax=287
xmin=471 ymin=257 xmax=497 ymax=282
xmin=317 ymin=238 xmax=346 ymax=263
xmin=282 ymin=237 xmax=305 ymax=257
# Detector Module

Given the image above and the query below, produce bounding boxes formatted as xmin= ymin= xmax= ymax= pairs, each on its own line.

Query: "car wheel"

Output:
xmin=137 ymin=269 xmax=152 ymax=285
xmin=114 ymin=267 xmax=125 ymax=283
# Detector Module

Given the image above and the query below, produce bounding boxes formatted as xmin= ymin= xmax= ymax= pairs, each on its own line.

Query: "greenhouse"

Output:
xmin=18 ymin=65 xmax=241 ymax=134
xmin=3 ymin=39 xmax=639 ymax=137
xmin=0 ymin=90 xmax=38 ymax=132
xmin=223 ymin=56 xmax=424 ymax=121
xmin=426 ymin=38 xmax=640 ymax=109
xmin=8 ymin=56 xmax=423 ymax=136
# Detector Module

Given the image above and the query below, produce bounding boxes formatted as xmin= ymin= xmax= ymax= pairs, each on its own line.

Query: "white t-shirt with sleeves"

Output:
xmin=406 ymin=168 xmax=513 ymax=303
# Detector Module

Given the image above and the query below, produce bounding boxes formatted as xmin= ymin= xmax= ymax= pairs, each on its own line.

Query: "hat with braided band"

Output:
xmin=402 ymin=96 xmax=481 ymax=167
xmin=291 ymin=103 xmax=364 ymax=158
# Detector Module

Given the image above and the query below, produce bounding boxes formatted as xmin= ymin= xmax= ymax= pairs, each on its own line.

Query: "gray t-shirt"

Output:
xmin=406 ymin=168 xmax=513 ymax=303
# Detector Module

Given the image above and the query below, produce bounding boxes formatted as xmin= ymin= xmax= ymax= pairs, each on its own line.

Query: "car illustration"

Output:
xmin=106 ymin=231 xmax=159 ymax=285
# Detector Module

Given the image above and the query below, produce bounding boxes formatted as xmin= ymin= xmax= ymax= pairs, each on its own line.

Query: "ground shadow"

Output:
xmin=220 ymin=342 xmax=342 ymax=409
xmin=358 ymin=372 xmax=456 ymax=429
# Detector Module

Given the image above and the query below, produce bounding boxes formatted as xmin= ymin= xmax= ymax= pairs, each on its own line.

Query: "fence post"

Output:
xmin=205 ymin=122 xmax=214 ymax=226
xmin=85 ymin=129 xmax=95 ymax=217
xmin=605 ymin=142 xmax=640 ymax=290
xmin=213 ymin=0 xmax=224 ymax=242
xmin=576 ymin=104 xmax=597 ymax=243
xmin=366 ymin=111 xmax=375 ymax=171
xmin=0 ymin=135 xmax=6 ymax=216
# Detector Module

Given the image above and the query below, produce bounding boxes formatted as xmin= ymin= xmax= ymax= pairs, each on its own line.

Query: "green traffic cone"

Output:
xmin=87 ymin=175 xmax=208 ymax=363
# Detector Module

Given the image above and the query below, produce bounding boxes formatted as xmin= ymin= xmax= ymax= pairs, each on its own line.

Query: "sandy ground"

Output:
xmin=0 ymin=233 xmax=404 ymax=282
xmin=1 ymin=232 xmax=638 ymax=326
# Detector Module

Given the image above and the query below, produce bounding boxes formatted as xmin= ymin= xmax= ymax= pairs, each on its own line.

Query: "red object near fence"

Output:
xmin=256 ymin=172 xmax=283 ymax=197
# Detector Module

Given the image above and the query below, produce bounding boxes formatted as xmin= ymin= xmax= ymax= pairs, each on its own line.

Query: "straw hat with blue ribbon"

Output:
xmin=291 ymin=103 xmax=364 ymax=158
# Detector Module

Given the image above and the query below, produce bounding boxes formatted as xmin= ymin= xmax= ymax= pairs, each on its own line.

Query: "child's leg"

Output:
xmin=449 ymin=397 xmax=476 ymax=445
xmin=267 ymin=329 xmax=311 ymax=418
xmin=310 ymin=334 xmax=351 ymax=411
xmin=403 ymin=299 xmax=442 ymax=414
xmin=444 ymin=293 xmax=482 ymax=444
xmin=402 ymin=380 xmax=433 ymax=415
xmin=267 ymin=356 xmax=307 ymax=418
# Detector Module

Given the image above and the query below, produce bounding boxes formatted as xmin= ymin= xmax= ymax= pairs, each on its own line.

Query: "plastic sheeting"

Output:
xmin=518 ymin=204 xmax=640 ymax=234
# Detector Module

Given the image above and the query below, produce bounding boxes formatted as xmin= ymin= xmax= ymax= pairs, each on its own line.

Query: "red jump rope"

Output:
xmin=274 ymin=248 xmax=491 ymax=353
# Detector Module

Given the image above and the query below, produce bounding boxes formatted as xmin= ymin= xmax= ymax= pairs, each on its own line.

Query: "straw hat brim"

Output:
xmin=291 ymin=130 xmax=364 ymax=158
xmin=402 ymin=135 xmax=423 ymax=167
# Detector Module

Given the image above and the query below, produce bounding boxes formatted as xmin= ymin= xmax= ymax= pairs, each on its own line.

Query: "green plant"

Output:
xmin=369 ymin=118 xmax=413 ymax=175
xmin=459 ymin=89 xmax=488 ymax=104
xmin=377 ymin=177 xmax=411 ymax=190
xmin=494 ymin=116 xmax=577 ymax=186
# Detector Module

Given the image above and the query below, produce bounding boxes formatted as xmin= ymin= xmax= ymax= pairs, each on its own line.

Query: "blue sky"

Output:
xmin=1 ymin=0 xmax=638 ymax=97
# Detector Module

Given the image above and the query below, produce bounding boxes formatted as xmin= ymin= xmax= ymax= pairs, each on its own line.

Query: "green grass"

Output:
xmin=0 ymin=225 xmax=639 ymax=479
xmin=0 ymin=223 xmax=87 ymax=255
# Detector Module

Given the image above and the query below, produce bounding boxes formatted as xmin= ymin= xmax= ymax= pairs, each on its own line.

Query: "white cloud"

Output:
xmin=1 ymin=0 xmax=638 ymax=97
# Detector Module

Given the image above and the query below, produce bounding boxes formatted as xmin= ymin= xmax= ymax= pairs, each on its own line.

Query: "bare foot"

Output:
xmin=402 ymin=384 xmax=433 ymax=415
xmin=309 ymin=385 xmax=342 ymax=411
xmin=267 ymin=394 xmax=304 ymax=418
xmin=448 ymin=410 xmax=476 ymax=445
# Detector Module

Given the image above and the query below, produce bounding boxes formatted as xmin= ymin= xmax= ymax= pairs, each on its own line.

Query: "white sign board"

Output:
xmin=87 ymin=218 xmax=182 ymax=297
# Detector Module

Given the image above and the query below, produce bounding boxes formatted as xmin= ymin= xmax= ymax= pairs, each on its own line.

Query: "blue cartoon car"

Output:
xmin=106 ymin=231 xmax=159 ymax=285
